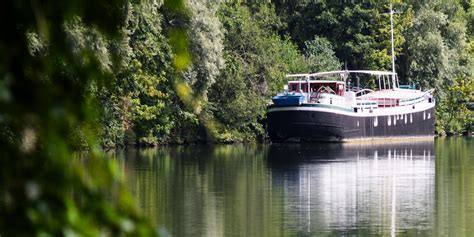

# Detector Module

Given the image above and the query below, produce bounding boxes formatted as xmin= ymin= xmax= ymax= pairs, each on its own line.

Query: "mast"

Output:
xmin=390 ymin=3 xmax=397 ymax=88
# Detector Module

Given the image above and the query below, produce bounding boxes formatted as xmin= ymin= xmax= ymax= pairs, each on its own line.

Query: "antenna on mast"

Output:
xmin=390 ymin=2 xmax=397 ymax=89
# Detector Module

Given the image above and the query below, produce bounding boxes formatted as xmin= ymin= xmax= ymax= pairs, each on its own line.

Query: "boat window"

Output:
xmin=310 ymin=82 xmax=341 ymax=95
xmin=337 ymin=84 xmax=345 ymax=96
xmin=290 ymin=84 xmax=298 ymax=92
xmin=311 ymin=83 xmax=322 ymax=93
xmin=301 ymin=84 xmax=308 ymax=93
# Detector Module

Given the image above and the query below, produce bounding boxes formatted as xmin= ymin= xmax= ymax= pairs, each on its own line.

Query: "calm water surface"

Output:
xmin=111 ymin=138 xmax=474 ymax=236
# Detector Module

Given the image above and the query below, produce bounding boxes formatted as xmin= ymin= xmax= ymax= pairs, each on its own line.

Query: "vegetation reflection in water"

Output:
xmin=109 ymin=138 xmax=473 ymax=237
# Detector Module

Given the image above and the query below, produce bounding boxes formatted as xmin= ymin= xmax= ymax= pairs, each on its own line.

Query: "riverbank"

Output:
xmin=100 ymin=133 xmax=473 ymax=150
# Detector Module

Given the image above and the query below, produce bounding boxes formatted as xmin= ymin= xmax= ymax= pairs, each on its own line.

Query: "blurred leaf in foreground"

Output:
xmin=0 ymin=0 xmax=160 ymax=235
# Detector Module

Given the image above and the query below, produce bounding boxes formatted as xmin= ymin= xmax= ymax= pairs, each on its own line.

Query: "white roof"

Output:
xmin=286 ymin=70 xmax=396 ymax=78
xmin=288 ymin=80 xmax=345 ymax=84
xmin=347 ymin=70 xmax=396 ymax=76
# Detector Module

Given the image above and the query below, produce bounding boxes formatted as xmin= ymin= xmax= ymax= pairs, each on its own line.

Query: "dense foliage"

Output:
xmin=405 ymin=1 xmax=473 ymax=134
xmin=101 ymin=1 xmax=471 ymax=145
xmin=101 ymin=2 xmax=344 ymax=145
xmin=209 ymin=3 xmax=314 ymax=142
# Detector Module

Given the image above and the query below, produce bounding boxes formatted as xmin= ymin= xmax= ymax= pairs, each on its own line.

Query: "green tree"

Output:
xmin=123 ymin=1 xmax=175 ymax=146
xmin=406 ymin=1 xmax=472 ymax=134
xmin=276 ymin=2 xmax=411 ymax=73
xmin=209 ymin=3 xmax=309 ymax=142
xmin=304 ymin=36 xmax=341 ymax=72
xmin=406 ymin=2 xmax=469 ymax=91
xmin=185 ymin=1 xmax=224 ymax=101
xmin=436 ymin=78 xmax=474 ymax=135
xmin=168 ymin=0 xmax=226 ymax=143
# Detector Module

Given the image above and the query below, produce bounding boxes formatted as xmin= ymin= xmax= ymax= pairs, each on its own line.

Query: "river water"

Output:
xmin=111 ymin=138 xmax=473 ymax=236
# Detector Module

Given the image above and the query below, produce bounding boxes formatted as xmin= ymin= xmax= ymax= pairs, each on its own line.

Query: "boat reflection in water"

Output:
xmin=267 ymin=141 xmax=435 ymax=236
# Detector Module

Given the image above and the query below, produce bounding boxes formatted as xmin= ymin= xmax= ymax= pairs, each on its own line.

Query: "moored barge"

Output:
xmin=267 ymin=70 xmax=435 ymax=142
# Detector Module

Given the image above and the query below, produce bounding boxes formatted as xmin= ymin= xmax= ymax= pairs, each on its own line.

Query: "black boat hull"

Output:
xmin=267 ymin=105 xmax=435 ymax=142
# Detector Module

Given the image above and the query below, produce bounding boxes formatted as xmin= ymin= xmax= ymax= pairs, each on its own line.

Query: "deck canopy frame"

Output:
xmin=285 ymin=70 xmax=399 ymax=91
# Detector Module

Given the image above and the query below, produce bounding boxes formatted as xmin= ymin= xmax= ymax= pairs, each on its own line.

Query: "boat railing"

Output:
xmin=360 ymin=97 xmax=399 ymax=107
xmin=399 ymin=96 xmax=422 ymax=106
xmin=355 ymin=89 xmax=375 ymax=96
xmin=363 ymin=96 xmax=430 ymax=107
xmin=309 ymin=92 xmax=329 ymax=102
xmin=355 ymin=99 xmax=378 ymax=109
xmin=347 ymin=86 xmax=364 ymax=92
xmin=310 ymin=92 xmax=320 ymax=102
